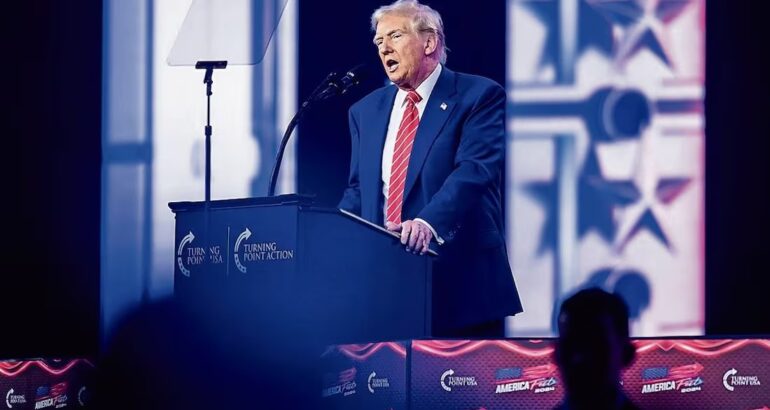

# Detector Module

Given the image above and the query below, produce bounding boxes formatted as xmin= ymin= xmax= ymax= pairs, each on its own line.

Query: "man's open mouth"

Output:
xmin=386 ymin=59 xmax=399 ymax=73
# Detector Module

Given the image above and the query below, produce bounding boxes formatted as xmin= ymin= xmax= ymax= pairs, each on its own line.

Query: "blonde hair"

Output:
xmin=371 ymin=0 xmax=448 ymax=64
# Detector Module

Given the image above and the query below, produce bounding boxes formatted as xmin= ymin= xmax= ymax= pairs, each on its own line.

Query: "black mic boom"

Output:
xmin=267 ymin=64 xmax=366 ymax=196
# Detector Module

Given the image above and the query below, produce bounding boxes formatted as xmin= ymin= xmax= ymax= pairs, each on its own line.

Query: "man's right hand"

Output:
xmin=386 ymin=220 xmax=432 ymax=255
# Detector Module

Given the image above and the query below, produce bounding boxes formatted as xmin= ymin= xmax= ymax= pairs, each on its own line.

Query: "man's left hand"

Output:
xmin=385 ymin=220 xmax=433 ymax=255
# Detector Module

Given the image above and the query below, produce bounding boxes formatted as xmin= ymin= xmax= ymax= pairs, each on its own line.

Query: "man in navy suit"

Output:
xmin=338 ymin=0 xmax=522 ymax=337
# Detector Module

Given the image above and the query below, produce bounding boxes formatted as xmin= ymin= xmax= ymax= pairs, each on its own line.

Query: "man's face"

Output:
xmin=374 ymin=13 xmax=431 ymax=89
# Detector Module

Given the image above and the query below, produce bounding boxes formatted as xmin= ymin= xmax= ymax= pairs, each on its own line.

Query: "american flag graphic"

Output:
xmin=495 ymin=364 xmax=558 ymax=384
xmin=641 ymin=363 xmax=704 ymax=381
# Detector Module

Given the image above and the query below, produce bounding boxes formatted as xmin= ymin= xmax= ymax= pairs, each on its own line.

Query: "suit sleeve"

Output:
xmin=416 ymin=84 xmax=506 ymax=239
xmin=337 ymin=107 xmax=363 ymax=215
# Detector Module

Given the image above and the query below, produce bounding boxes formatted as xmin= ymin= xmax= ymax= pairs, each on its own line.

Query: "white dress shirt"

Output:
xmin=381 ymin=63 xmax=444 ymax=244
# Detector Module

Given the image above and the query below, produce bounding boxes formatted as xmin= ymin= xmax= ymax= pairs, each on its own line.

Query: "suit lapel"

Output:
xmin=361 ymin=86 xmax=397 ymax=222
xmin=403 ymin=67 xmax=457 ymax=201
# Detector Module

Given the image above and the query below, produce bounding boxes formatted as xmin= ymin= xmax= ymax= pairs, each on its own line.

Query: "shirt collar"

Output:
xmin=395 ymin=63 xmax=442 ymax=107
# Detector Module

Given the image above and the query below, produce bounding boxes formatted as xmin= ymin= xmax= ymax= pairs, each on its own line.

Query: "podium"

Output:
xmin=168 ymin=195 xmax=432 ymax=343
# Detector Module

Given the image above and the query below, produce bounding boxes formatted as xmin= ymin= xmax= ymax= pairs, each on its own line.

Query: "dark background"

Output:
xmin=5 ymin=0 xmax=770 ymax=359
xmin=8 ymin=0 xmax=102 ymax=358
xmin=704 ymin=0 xmax=770 ymax=334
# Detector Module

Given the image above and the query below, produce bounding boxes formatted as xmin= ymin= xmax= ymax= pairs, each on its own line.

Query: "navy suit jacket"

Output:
xmin=339 ymin=66 xmax=523 ymax=330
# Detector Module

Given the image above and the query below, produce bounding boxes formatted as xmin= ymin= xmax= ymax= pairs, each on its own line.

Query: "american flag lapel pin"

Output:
xmin=440 ymin=102 xmax=447 ymax=111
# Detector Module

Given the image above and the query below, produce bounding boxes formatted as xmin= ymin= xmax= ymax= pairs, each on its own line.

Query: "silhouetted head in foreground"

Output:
xmin=554 ymin=288 xmax=638 ymax=410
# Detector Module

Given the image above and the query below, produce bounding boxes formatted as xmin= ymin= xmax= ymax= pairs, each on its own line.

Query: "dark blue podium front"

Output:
xmin=169 ymin=195 xmax=432 ymax=343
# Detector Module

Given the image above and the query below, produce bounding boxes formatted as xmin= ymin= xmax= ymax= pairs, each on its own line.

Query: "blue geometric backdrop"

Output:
xmin=506 ymin=0 xmax=705 ymax=336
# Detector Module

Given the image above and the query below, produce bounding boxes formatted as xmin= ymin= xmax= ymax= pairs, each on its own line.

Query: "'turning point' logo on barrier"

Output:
xmin=722 ymin=368 xmax=762 ymax=392
xmin=5 ymin=388 xmax=27 ymax=408
xmin=440 ymin=369 xmax=478 ymax=392
xmin=367 ymin=371 xmax=390 ymax=394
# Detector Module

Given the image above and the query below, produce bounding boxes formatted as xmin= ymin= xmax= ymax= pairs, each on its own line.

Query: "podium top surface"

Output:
xmin=168 ymin=194 xmax=438 ymax=256
xmin=168 ymin=194 xmax=314 ymax=212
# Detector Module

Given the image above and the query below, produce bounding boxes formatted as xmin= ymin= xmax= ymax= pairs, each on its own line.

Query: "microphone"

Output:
xmin=336 ymin=64 xmax=366 ymax=94
xmin=316 ymin=64 xmax=366 ymax=100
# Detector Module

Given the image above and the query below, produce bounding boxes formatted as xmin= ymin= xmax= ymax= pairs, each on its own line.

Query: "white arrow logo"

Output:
xmin=176 ymin=231 xmax=195 ymax=277
xmin=78 ymin=386 xmax=87 ymax=406
xmin=234 ymin=228 xmax=252 ymax=273
xmin=177 ymin=231 xmax=195 ymax=255
xmin=723 ymin=368 xmax=737 ymax=391
xmin=440 ymin=369 xmax=455 ymax=392
xmin=368 ymin=372 xmax=376 ymax=394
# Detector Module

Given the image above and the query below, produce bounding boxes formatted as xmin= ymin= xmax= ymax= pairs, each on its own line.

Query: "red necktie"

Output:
xmin=386 ymin=90 xmax=422 ymax=225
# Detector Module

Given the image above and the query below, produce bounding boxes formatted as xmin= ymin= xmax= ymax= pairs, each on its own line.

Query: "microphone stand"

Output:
xmin=195 ymin=60 xmax=226 ymax=275
xmin=267 ymin=72 xmax=343 ymax=196
xmin=195 ymin=60 xmax=227 ymax=205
